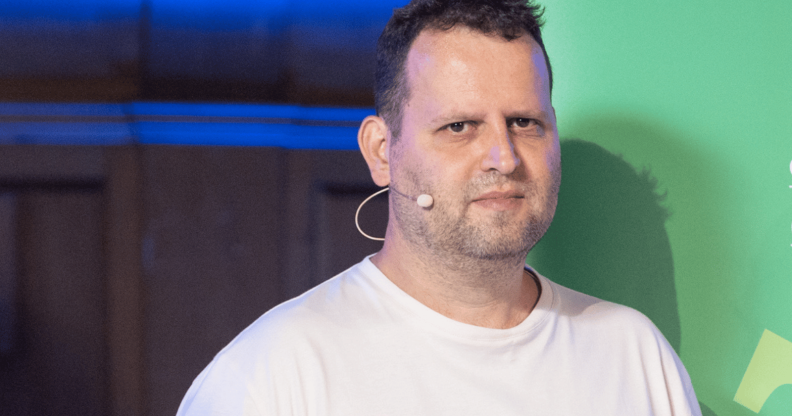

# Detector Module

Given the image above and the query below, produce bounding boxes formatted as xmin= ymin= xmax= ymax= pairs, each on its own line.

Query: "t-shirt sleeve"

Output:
xmin=176 ymin=355 xmax=266 ymax=416
xmin=628 ymin=307 xmax=702 ymax=416
xmin=174 ymin=304 xmax=314 ymax=416
xmin=657 ymin=331 xmax=702 ymax=416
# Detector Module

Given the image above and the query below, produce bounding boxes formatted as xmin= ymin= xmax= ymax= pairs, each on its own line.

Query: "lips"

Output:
xmin=472 ymin=190 xmax=524 ymax=202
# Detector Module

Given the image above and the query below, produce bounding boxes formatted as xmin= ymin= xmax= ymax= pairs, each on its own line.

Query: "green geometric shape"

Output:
xmin=734 ymin=329 xmax=792 ymax=413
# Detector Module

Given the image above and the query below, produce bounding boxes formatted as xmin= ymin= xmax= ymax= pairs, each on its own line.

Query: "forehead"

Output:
xmin=403 ymin=27 xmax=551 ymax=112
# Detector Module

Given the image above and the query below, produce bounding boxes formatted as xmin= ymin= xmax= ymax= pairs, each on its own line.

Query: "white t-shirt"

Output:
xmin=177 ymin=257 xmax=701 ymax=416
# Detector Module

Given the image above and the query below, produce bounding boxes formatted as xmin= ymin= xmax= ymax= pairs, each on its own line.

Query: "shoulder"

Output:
xmin=212 ymin=259 xmax=375 ymax=367
xmin=177 ymin=260 xmax=375 ymax=416
xmin=535 ymin=271 xmax=680 ymax=370
xmin=542 ymin=274 xmax=662 ymax=339
xmin=535 ymin=272 xmax=700 ymax=415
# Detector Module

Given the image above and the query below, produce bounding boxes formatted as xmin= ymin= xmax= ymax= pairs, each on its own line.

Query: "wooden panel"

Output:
xmin=0 ymin=193 xmax=18 ymax=356
xmin=142 ymin=146 xmax=286 ymax=416
xmin=2 ymin=190 xmax=107 ymax=415
xmin=0 ymin=145 xmax=105 ymax=182
xmin=283 ymin=150 xmax=382 ymax=298
xmin=316 ymin=184 xmax=388 ymax=279
xmin=105 ymin=147 xmax=146 ymax=416
xmin=0 ymin=78 xmax=140 ymax=102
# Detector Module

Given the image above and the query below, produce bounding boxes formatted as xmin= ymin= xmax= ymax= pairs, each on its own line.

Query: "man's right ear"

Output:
xmin=357 ymin=115 xmax=391 ymax=187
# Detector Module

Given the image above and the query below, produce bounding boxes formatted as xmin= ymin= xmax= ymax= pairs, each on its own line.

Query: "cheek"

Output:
xmin=430 ymin=160 xmax=478 ymax=199
xmin=543 ymin=145 xmax=562 ymax=202
xmin=392 ymin=150 xmax=437 ymax=193
xmin=546 ymin=147 xmax=561 ymax=177
xmin=536 ymin=141 xmax=561 ymax=176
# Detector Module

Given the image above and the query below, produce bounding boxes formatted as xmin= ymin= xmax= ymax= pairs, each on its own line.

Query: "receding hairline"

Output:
xmin=377 ymin=11 xmax=553 ymax=143
xmin=408 ymin=24 xmax=546 ymax=63
xmin=397 ymin=26 xmax=552 ymax=120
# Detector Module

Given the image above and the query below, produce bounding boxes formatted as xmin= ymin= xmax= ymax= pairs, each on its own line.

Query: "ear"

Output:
xmin=358 ymin=115 xmax=391 ymax=187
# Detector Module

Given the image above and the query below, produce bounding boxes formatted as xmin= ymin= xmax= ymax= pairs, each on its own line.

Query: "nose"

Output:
xmin=480 ymin=123 xmax=520 ymax=174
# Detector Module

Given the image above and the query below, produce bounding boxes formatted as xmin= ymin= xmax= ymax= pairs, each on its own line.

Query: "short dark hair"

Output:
xmin=375 ymin=0 xmax=552 ymax=141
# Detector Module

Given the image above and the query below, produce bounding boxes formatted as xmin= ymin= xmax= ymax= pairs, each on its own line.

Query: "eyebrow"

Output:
xmin=503 ymin=110 xmax=549 ymax=120
xmin=428 ymin=113 xmax=485 ymax=126
xmin=429 ymin=110 xmax=549 ymax=126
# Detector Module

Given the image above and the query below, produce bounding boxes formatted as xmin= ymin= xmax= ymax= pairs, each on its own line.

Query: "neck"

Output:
xmin=372 ymin=228 xmax=538 ymax=329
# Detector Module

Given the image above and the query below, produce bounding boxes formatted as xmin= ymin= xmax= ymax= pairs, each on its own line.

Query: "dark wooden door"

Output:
xmin=0 ymin=147 xmax=109 ymax=416
xmin=0 ymin=145 xmax=384 ymax=416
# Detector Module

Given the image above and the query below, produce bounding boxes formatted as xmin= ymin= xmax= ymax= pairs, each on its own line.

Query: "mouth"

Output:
xmin=470 ymin=190 xmax=525 ymax=211
xmin=472 ymin=190 xmax=525 ymax=202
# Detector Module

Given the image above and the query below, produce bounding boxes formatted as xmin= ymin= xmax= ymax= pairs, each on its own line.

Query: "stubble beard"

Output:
xmin=392 ymin=167 xmax=560 ymax=265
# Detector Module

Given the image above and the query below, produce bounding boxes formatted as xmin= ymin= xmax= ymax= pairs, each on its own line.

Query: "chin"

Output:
xmin=447 ymin=218 xmax=547 ymax=261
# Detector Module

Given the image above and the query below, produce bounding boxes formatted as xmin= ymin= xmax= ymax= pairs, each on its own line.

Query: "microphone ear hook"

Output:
xmin=355 ymin=187 xmax=388 ymax=241
xmin=355 ymin=186 xmax=434 ymax=241
xmin=388 ymin=185 xmax=434 ymax=208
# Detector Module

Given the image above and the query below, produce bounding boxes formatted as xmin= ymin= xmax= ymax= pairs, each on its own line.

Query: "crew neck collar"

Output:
xmin=358 ymin=255 xmax=555 ymax=343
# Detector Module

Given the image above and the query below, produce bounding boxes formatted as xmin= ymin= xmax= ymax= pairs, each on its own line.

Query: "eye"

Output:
xmin=447 ymin=122 xmax=467 ymax=133
xmin=509 ymin=118 xmax=544 ymax=137
xmin=511 ymin=118 xmax=536 ymax=128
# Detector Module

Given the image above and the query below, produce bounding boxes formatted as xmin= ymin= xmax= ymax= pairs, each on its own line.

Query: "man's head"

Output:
xmin=358 ymin=0 xmax=560 ymax=263
xmin=375 ymin=0 xmax=552 ymax=141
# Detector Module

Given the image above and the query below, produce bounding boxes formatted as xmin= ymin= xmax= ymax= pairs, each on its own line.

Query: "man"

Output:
xmin=177 ymin=0 xmax=701 ymax=414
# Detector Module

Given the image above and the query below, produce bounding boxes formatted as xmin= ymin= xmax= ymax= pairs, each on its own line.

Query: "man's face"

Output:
xmin=389 ymin=27 xmax=561 ymax=260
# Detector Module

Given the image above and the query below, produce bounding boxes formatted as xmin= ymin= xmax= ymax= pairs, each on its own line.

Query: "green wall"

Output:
xmin=526 ymin=0 xmax=792 ymax=415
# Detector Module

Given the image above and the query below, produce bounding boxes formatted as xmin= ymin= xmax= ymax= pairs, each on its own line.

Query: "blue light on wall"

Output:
xmin=1 ymin=0 xmax=140 ymax=21
xmin=0 ymin=103 xmax=374 ymax=149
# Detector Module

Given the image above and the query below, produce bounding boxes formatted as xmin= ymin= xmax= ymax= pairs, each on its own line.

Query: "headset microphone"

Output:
xmin=355 ymin=186 xmax=434 ymax=241
xmin=389 ymin=186 xmax=433 ymax=208
xmin=416 ymin=194 xmax=434 ymax=208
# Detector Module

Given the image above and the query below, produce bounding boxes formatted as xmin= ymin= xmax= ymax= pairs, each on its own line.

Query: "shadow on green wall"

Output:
xmin=529 ymin=139 xmax=680 ymax=349
xmin=528 ymin=139 xmax=722 ymax=416
xmin=701 ymin=403 xmax=717 ymax=416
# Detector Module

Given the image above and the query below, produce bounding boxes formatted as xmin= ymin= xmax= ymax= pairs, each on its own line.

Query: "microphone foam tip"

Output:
xmin=417 ymin=194 xmax=434 ymax=208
